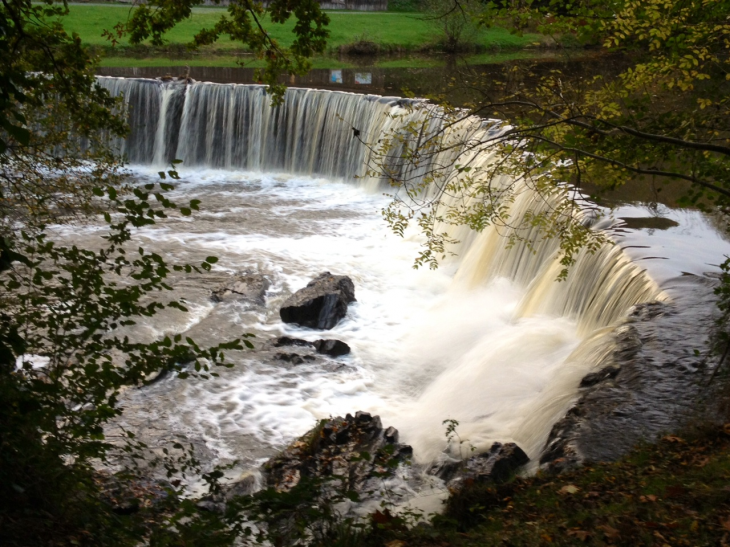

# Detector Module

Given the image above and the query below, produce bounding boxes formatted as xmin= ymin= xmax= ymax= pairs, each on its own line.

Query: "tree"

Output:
xmin=369 ymin=0 xmax=730 ymax=277
xmin=0 ymin=1 xmax=328 ymax=544
xmin=422 ymin=0 xmax=485 ymax=53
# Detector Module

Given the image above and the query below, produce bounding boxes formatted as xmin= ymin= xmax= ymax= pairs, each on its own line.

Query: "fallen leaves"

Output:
xmin=597 ymin=524 xmax=620 ymax=540
xmin=567 ymin=529 xmax=591 ymax=541
xmin=640 ymin=494 xmax=658 ymax=503
xmin=558 ymin=484 xmax=579 ymax=495
xmin=663 ymin=434 xmax=685 ymax=443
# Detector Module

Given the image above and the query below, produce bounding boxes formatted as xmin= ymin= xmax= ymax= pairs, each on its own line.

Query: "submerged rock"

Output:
xmin=313 ymin=339 xmax=351 ymax=357
xmin=279 ymin=272 xmax=356 ymax=330
xmin=212 ymin=273 xmax=270 ymax=305
xmin=429 ymin=442 xmax=529 ymax=491
xmin=263 ymin=411 xmax=412 ymax=494
xmin=272 ymin=336 xmax=314 ymax=348
xmin=274 ymin=352 xmax=316 ymax=365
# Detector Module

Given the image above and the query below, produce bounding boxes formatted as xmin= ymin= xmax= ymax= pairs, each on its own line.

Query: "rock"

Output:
xmin=426 ymin=452 xmax=462 ymax=483
xmin=437 ymin=442 xmax=529 ymax=492
xmin=279 ymin=272 xmax=356 ymax=330
xmin=196 ymin=500 xmax=225 ymax=514
xmin=220 ymin=473 xmax=259 ymax=501
xmin=273 ymin=336 xmax=314 ymax=348
xmin=313 ymin=339 xmax=351 ymax=357
xmin=274 ymin=352 xmax=316 ymax=365
xmin=263 ymin=411 xmax=411 ymax=494
xmin=580 ymin=365 xmax=621 ymax=388
xmin=212 ymin=273 xmax=270 ymax=305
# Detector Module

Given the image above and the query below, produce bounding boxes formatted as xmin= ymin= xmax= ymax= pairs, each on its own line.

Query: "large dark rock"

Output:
xmin=429 ymin=442 xmax=529 ymax=492
xmin=313 ymin=339 xmax=351 ymax=357
xmin=212 ymin=273 xmax=270 ymax=305
xmin=279 ymin=272 xmax=355 ymax=330
xmin=264 ymin=411 xmax=412 ymax=494
xmin=539 ymin=278 xmax=718 ymax=473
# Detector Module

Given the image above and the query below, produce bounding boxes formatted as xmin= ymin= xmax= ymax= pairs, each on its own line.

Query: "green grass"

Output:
xmin=58 ymin=5 xmax=539 ymax=53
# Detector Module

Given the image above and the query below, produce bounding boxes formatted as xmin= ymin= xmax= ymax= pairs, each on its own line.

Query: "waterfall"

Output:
xmin=97 ymin=76 xmax=664 ymax=334
xmin=97 ymin=77 xmax=667 ymax=463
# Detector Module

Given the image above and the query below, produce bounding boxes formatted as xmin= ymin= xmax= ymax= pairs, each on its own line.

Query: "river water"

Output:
xmin=62 ymin=74 xmax=730 ymax=505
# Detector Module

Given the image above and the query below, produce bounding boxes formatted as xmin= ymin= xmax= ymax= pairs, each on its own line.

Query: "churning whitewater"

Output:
xmin=89 ymin=77 xmax=705 ymax=495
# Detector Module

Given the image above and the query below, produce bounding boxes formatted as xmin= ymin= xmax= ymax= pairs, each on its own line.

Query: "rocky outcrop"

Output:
xmin=540 ymin=278 xmax=718 ymax=473
xmin=279 ymin=272 xmax=356 ymax=330
xmin=212 ymin=273 xmax=270 ymax=305
xmin=264 ymin=412 xmax=412 ymax=494
xmin=428 ymin=442 xmax=529 ymax=491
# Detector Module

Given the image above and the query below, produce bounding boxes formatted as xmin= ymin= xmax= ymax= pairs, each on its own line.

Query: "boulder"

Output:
xmin=279 ymin=272 xmax=356 ymax=330
xmin=212 ymin=273 xmax=270 ymax=305
xmin=264 ymin=411 xmax=412 ymax=494
xmin=313 ymin=339 xmax=351 ymax=357
xmin=429 ymin=442 xmax=529 ymax=492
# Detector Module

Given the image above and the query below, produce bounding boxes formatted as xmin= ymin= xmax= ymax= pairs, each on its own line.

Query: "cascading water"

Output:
xmin=90 ymin=77 xmax=711 ymax=498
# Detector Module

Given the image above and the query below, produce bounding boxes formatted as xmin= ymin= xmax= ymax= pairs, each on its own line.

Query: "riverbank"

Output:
xmin=57 ymin=4 xmax=548 ymax=67
xmin=365 ymin=421 xmax=730 ymax=546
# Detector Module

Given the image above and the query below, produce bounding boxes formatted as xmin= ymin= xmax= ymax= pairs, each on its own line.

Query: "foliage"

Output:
xmin=369 ymin=0 xmax=730 ymax=278
xmin=422 ymin=0 xmax=486 ymax=53
xmin=0 ymin=0 xmax=324 ymax=544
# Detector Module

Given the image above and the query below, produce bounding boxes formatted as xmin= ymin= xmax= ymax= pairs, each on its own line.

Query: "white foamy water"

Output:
xmin=78 ymin=166 xmax=591 ymax=475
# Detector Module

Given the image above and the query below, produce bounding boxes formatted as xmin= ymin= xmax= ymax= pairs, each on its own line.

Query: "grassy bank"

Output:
xmin=57 ymin=5 xmax=541 ymax=58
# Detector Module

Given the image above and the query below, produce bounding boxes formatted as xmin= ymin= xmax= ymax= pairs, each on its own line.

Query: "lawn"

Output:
xmin=57 ymin=4 xmax=540 ymax=53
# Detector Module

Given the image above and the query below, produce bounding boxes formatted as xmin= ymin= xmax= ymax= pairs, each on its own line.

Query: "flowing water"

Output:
xmin=82 ymin=78 xmax=730 ymax=504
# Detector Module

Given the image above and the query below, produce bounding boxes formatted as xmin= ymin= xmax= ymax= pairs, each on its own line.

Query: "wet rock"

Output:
xmin=313 ymin=339 xmax=351 ymax=357
xmin=580 ymin=365 xmax=621 ymax=388
xmin=273 ymin=336 xmax=314 ymax=348
xmin=197 ymin=473 xmax=260 ymax=513
xmin=279 ymin=272 xmax=356 ymax=330
xmin=433 ymin=443 xmax=529 ymax=491
xmin=212 ymin=273 xmax=270 ymax=305
xmin=540 ymin=279 xmax=718 ymax=473
xmin=98 ymin=474 xmax=177 ymax=516
xmin=274 ymin=352 xmax=316 ymax=365
xmin=220 ymin=473 xmax=259 ymax=500
xmin=196 ymin=500 xmax=225 ymax=514
xmin=426 ymin=453 xmax=463 ymax=483
xmin=263 ymin=411 xmax=411 ymax=494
